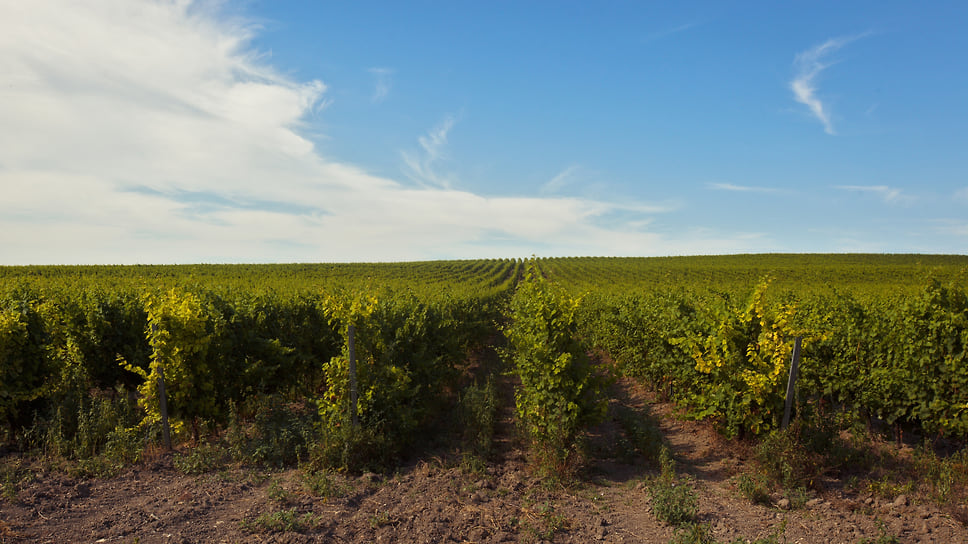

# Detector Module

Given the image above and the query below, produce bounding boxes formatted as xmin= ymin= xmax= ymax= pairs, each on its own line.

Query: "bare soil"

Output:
xmin=2 ymin=376 xmax=966 ymax=544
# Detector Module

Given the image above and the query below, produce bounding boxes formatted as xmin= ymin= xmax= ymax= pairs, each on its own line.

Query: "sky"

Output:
xmin=1 ymin=0 xmax=966 ymax=264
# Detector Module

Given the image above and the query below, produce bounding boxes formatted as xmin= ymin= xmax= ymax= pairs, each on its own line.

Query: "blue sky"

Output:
xmin=1 ymin=1 xmax=966 ymax=264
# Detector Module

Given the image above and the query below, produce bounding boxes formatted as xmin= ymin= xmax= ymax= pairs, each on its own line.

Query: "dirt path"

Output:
xmin=1 ymin=376 xmax=966 ymax=543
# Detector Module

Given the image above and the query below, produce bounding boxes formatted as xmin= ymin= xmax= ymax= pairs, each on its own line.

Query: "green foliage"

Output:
xmin=0 ymin=459 xmax=31 ymax=503
xmin=460 ymin=375 xmax=499 ymax=457
xmin=672 ymin=278 xmax=812 ymax=437
xmin=300 ymin=466 xmax=347 ymax=499
xmin=503 ymin=261 xmax=608 ymax=477
xmin=238 ymin=396 xmax=315 ymax=468
xmin=613 ymin=403 xmax=667 ymax=466
xmin=754 ymin=425 xmax=822 ymax=491
xmin=858 ymin=521 xmax=900 ymax=544
xmin=521 ymin=501 xmax=569 ymax=541
xmin=173 ymin=440 xmax=225 ymax=475
xmin=737 ymin=473 xmax=772 ymax=506
xmin=914 ymin=446 xmax=968 ymax=505
xmin=650 ymin=446 xmax=698 ymax=526
xmin=0 ymin=298 xmax=52 ymax=430
xmin=667 ymin=521 xmax=786 ymax=544
xmin=241 ymin=508 xmax=321 ymax=533
xmin=315 ymin=288 xmax=469 ymax=467
xmin=306 ymin=424 xmax=395 ymax=474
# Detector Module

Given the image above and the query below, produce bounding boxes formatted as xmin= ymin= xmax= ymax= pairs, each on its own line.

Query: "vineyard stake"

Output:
xmin=781 ymin=336 xmax=803 ymax=430
xmin=348 ymin=324 xmax=359 ymax=427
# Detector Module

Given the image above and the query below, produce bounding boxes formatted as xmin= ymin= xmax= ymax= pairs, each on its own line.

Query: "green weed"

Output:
xmin=650 ymin=446 xmax=698 ymax=526
xmin=173 ymin=440 xmax=225 ymax=475
xmin=241 ymin=508 xmax=320 ymax=533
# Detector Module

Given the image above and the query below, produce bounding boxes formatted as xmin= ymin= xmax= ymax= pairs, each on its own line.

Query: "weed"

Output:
xmin=305 ymin=424 xmax=394 ymax=473
xmin=35 ymin=393 xmax=145 ymax=475
xmin=858 ymin=520 xmax=900 ymax=544
xmin=522 ymin=501 xmax=569 ymax=541
xmin=667 ymin=523 xmax=716 ymax=544
xmin=866 ymin=474 xmax=913 ymax=501
xmin=737 ymin=473 xmax=771 ymax=506
xmin=69 ymin=455 xmax=123 ymax=479
xmin=650 ymin=446 xmax=698 ymax=526
xmin=458 ymin=451 xmax=487 ymax=476
xmin=368 ymin=510 xmax=398 ymax=529
xmin=0 ymin=459 xmax=30 ymax=503
xmin=173 ymin=440 xmax=225 ymax=475
xmin=266 ymin=479 xmax=290 ymax=503
xmin=614 ymin=403 xmax=666 ymax=465
xmin=754 ymin=426 xmax=818 ymax=490
xmin=460 ymin=376 xmax=498 ymax=457
xmin=300 ymin=466 xmax=347 ymax=499
xmin=227 ymin=396 xmax=316 ymax=468
xmin=914 ymin=444 xmax=968 ymax=505
xmin=240 ymin=508 xmax=320 ymax=533
xmin=784 ymin=486 xmax=809 ymax=510
xmin=667 ymin=519 xmax=787 ymax=544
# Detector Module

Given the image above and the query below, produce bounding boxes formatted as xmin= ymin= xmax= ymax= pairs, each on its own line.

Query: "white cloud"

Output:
xmin=542 ymin=165 xmax=581 ymax=194
xmin=955 ymin=187 xmax=968 ymax=202
xmin=368 ymin=67 xmax=392 ymax=103
xmin=401 ymin=115 xmax=458 ymax=189
xmin=644 ymin=21 xmax=702 ymax=42
xmin=708 ymin=182 xmax=780 ymax=194
xmin=835 ymin=185 xmax=904 ymax=203
xmin=0 ymin=0 xmax=758 ymax=264
xmin=790 ymin=34 xmax=866 ymax=135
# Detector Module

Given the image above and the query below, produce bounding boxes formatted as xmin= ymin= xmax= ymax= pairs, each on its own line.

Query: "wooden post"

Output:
xmin=151 ymin=323 xmax=173 ymax=450
xmin=347 ymin=324 xmax=359 ymax=427
xmin=781 ymin=336 xmax=803 ymax=430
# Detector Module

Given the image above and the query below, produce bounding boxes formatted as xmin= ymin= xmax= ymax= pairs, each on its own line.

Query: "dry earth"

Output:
xmin=1 ymin=376 xmax=966 ymax=544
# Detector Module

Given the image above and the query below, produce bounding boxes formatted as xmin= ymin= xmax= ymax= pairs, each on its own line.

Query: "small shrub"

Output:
xmin=915 ymin=445 xmax=968 ymax=505
xmin=754 ymin=424 xmax=821 ymax=490
xmin=460 ymin=376 xmax=498 ymax=457
xmin=306 ymin=424 xmax=394 ymax=473
xmin=0 ymin=459 xmax=29 ymax=503
xmin=737 ymin=473 xmax=771 ymax=506
xmin=650 ymin=446 xmax=698 ymax=526
xmin=241 ymin=509 xmax=320 ymax=533
xmin=266 ymin=479 xmax=291 ymax=504
xmin=667 ymin=523 xmax=715 ymax=544
xmin=614 ymin=403 xmax=666 ymax=465
xmin=300 ymin=466 xmax=346 ymax=499
xmin=173 ymin=440 xmax=225 ymax=475
xmin=522 ymin=501 xmax=569 ymax=541
xmin=226 ymin=396 xmax=316 ymax=468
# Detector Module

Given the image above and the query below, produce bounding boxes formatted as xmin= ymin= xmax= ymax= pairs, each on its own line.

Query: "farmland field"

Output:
xmin=1 ymin=254 xmax=967 ymax=543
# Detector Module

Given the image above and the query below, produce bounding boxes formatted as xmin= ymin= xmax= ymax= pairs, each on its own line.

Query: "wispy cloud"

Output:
xmin=542 ymin=165 xmax=581 ymax=194
xmin=835 ymin=185 xmax=904 ymax=203
xmin=644 ymin=21 xmax=701 ymax=42
xmin=790 ymin=34 xmax=866 ymax=135
xmin=401 ymin=115 xmax=458 ymax=188
xmin=368 ymin=67 xmax=392 ymax=103
xmin=956 ymin=187 xmax=968 ymax=203
xmin=708 ymin=182 xmax=781 ymax=194
xmin=935 ymin=220 xmax=968 ymax=237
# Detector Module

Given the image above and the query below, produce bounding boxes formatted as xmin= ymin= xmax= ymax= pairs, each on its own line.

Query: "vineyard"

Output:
xmin=2 ymin=254 xmax=968 ymax=542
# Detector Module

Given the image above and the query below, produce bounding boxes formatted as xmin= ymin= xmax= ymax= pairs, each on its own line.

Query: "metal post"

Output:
xmin=781 ymin=336 xmax=802 ymax=430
